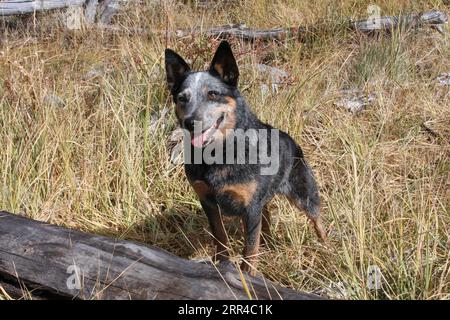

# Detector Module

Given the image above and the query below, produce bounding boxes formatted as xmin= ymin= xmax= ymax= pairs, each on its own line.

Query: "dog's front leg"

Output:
xmin=241 ymin=211 xmax=262 ymax=276
xmin=201 ymin=201 xmax=229 ymax=262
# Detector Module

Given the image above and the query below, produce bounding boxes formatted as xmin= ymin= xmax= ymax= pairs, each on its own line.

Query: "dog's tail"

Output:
xmin=288 ymin=147 xmax=320 ymax=218
xmin=281 ymin=144 xmax=326 ymax=241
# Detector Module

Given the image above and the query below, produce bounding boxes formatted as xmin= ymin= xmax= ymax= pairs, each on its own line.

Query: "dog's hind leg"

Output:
xmin=285 ymin=155 xmax=327 ymax=243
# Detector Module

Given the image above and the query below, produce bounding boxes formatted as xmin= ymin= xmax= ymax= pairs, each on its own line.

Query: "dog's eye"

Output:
xmin=207 ymin=90 xmax=220 ymax=100
xmin=177 ymin=94 xmax=188 ymax=103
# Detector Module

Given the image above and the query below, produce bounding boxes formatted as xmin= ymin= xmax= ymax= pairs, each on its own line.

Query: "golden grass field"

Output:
xmin=0 ymin=0 xmax=449 ymax=299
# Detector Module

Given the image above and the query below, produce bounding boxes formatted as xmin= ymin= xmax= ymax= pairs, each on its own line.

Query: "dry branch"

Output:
xmin=0 ymin=211 xmax=322 ymax=300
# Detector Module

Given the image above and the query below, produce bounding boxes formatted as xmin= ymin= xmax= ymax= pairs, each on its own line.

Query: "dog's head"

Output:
xmin=165 ymin=41 xmax=239 ymax=148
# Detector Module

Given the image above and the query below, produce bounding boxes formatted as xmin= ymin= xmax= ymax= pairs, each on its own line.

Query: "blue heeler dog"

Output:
xmin=165 ymin=41 xmax=326 ymax=275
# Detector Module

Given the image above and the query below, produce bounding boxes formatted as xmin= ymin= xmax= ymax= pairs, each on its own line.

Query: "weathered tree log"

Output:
xmin=0 ymin=0 xmax=87 ymax=16
xmin=352 ymin=10 xmax=448 ymax=32
xmin=84 ymin=0 xmax=98 ymax=24
xmin=175 ymin=23 xmax=305 ymax=41
xmin=0 ymin=0 xmax=121 ymax=25
xmin=98 ymin=0 xmax=119 ymax=24
xmin=0 ymin=211 xmax=322 ymax=300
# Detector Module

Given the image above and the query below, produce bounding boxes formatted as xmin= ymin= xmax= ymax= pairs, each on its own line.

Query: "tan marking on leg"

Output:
xmin=219 ymin=181 xmax=257 ymax=207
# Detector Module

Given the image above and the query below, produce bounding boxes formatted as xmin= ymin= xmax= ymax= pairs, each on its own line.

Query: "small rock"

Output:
xmin=170 ymin=140 xmax=184 ymax=165
xmin=169 ymin=127 xmax=185 ymax=142
xmin=334 ymin=90 xmax=376 ymax=113
xmin=243 ymin=64 xmax=289 ymax=97
xmin=149 ymin=107 xmax=170 ymax=132
xmin=436 ymin=72 xmax=450 ymax=86
xmin=422 ymin=120 xmax=440 ymax=138
xmin=82 ymin=65 xmax=107 ymax=80
xmin=260 ymin=84 xmax=270 ymax=97
xmin=329 ymin=281 xmax=354 ymax=298
xmin=255 ymin=64 xmax=289 ymax=83
xmin=313 ymin=281 xmax=353 ymax=299
xmin=167 ymin=127 xmax=186 ymax=165
xmin=255 ymin=64 xmax=289 ymax=95
xmin=44 ymin=93 xmax=65 ymax=108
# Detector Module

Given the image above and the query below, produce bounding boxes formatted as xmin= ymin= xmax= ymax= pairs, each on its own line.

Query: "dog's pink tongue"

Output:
xmin=191 ymin=132 xmax=205 ymax=148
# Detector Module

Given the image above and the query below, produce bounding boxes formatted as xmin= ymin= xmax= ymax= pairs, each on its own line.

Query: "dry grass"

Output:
xmin=0 ymin=0 xmax=449 ymax=299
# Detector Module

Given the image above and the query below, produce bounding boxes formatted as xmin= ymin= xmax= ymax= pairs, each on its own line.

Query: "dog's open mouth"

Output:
xmin=191 ymin=113 xmax=225 ymax=148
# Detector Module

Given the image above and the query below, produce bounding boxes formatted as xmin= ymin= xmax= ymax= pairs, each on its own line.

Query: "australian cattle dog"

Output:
xmin=165 ymin=41 xmax=326 ymax=276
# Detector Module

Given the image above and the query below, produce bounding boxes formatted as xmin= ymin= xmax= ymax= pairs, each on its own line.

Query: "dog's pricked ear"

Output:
xmin=165 ymin=49 xmax=190 ymax=93
xmin=209 ymin=41 xmax=239 ymax=87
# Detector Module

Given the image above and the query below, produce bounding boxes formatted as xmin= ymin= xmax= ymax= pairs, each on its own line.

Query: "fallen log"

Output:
xmin=0 ymin=211 xmax=322 ymax=300
xmin=84 ymin=0 xmax=98 ymax=24
xmin=174 ymin=23 xmax=310 ymax=42
xmin=0 ymin=0 xmax=121 ymax=25
xmin=98 ymin=0 xmax=119 ymax=24
xmin=0 ymin=0 xmax=86 ymax=16
xmin=352 ymin=9 xmax=448 ymax=32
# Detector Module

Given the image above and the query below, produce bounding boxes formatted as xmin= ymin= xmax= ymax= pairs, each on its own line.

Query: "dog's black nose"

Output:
xmin=183 ymin=116 xmax=196 ymax=131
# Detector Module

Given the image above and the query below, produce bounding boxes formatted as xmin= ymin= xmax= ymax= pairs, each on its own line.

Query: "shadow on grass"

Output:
xmin=121 ymin=206 xmax=245 ymax=260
